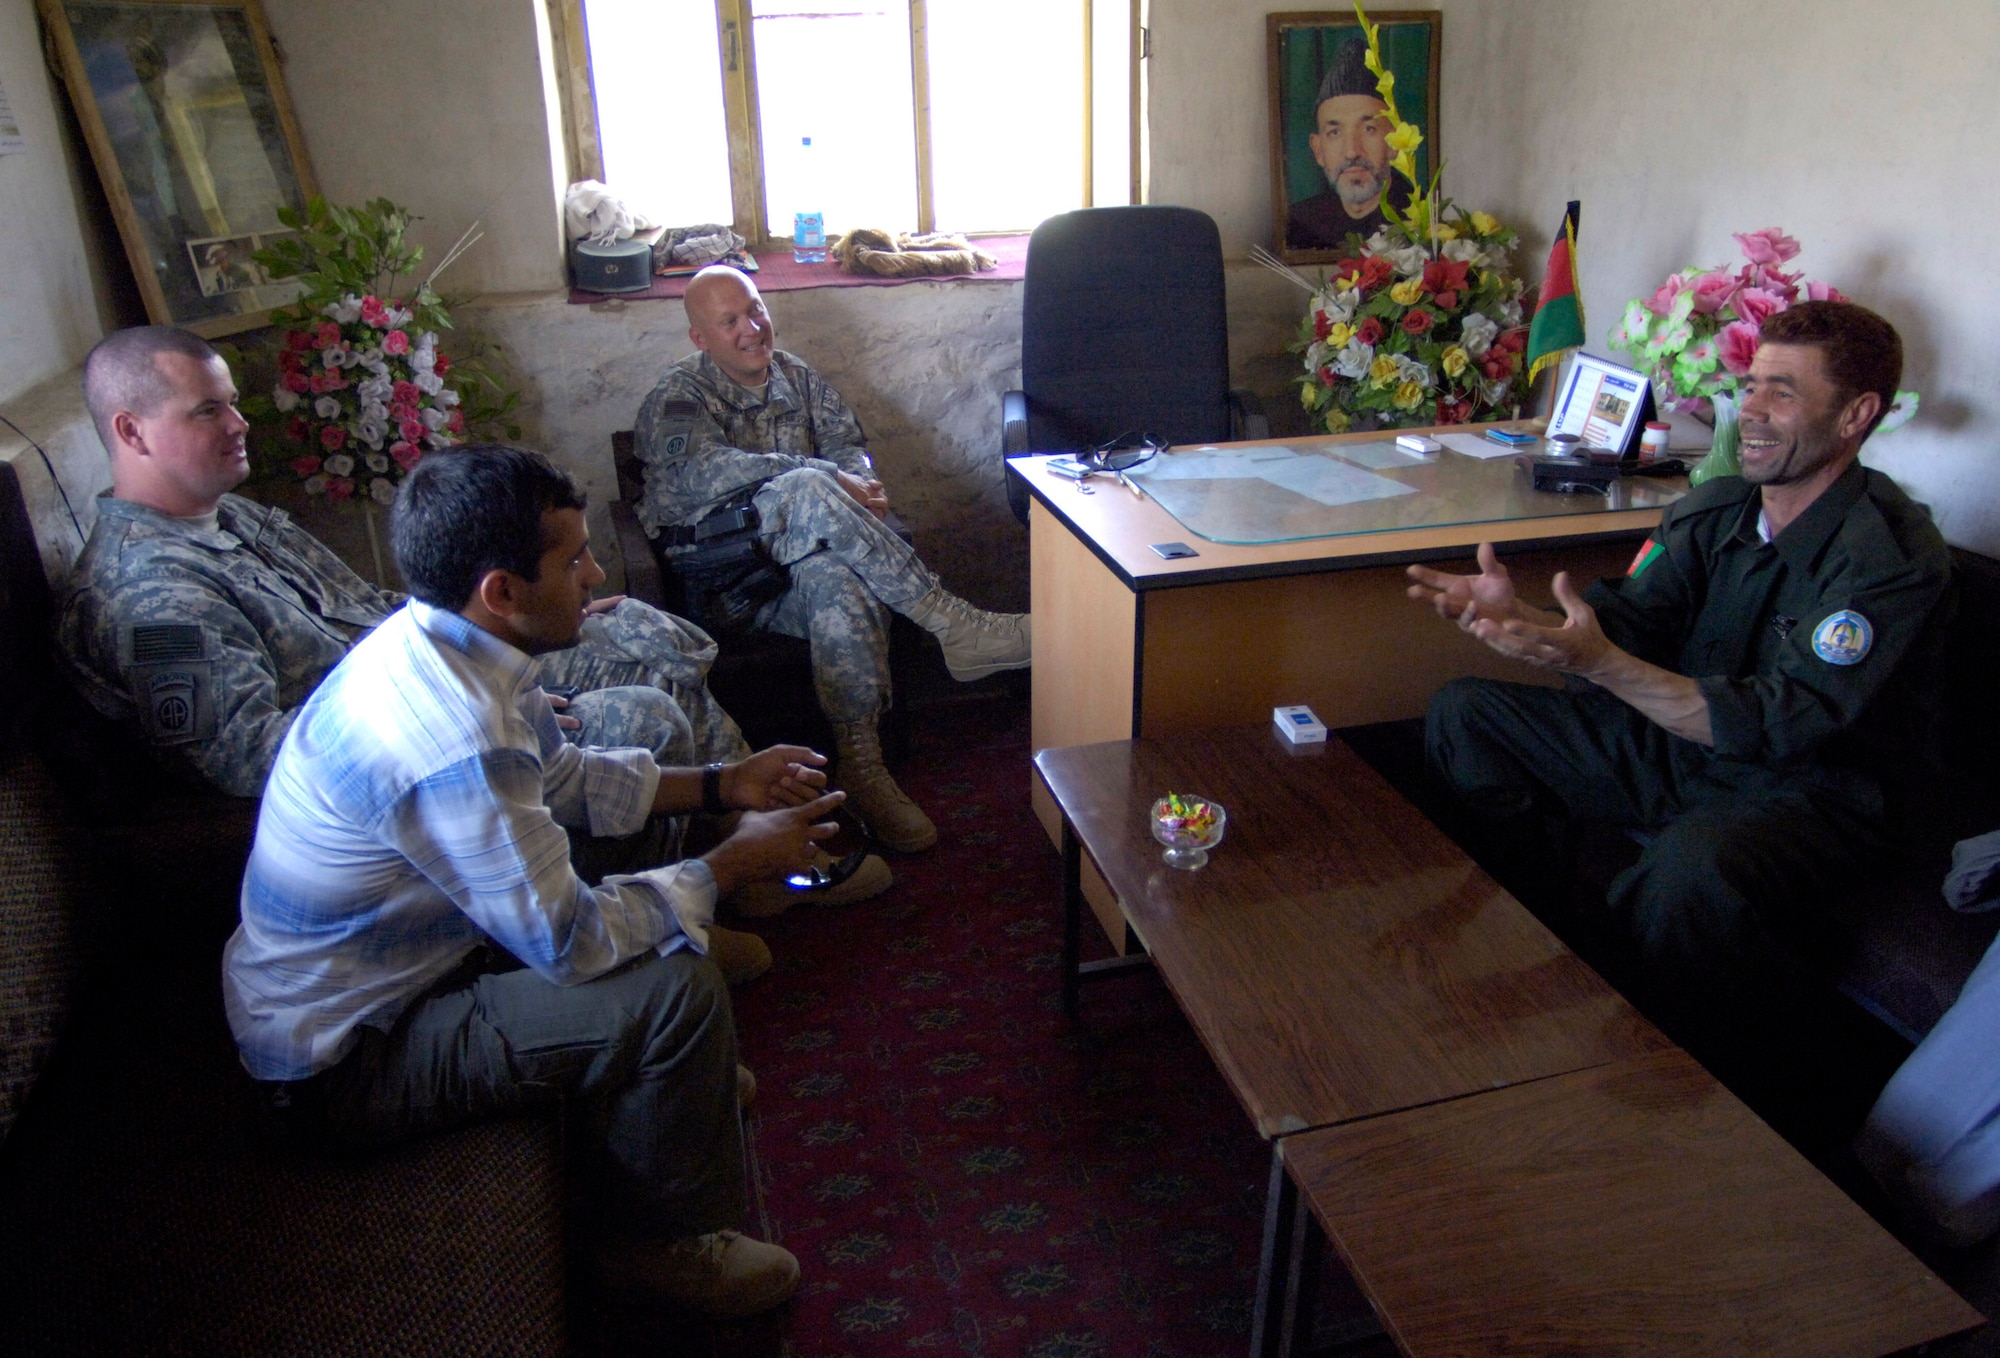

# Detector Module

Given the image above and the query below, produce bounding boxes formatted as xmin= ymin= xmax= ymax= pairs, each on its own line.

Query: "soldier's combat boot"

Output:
xmin=903 ymin=587 xmax=1032 ymax=681
xmin=833 ymin=717 xmax=938 ymax=852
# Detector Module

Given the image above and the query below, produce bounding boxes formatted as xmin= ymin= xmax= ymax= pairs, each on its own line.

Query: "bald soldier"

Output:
xmin=632 ymin=266 xmax=1030 ymax=852
xmin=1285 ymin=37 xmax=1411 ymax=251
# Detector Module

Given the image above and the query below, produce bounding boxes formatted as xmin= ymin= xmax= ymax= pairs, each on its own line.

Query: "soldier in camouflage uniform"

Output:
xmin=633 ymin=266 xmax=1030 ymax=852
xmin=56 ymin=326 xmax=887 ymax=930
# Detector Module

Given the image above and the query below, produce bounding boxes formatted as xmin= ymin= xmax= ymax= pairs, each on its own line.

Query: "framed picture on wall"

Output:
xmin=1267 ymin=10 xmax=1440 ymax=264
xmin=38 ymin=0 xmax=318 ymax=338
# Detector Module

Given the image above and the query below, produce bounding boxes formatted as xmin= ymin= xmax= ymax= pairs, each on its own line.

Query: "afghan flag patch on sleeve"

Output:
xmin=1626 ymin=538 xmax=1663 ymax=577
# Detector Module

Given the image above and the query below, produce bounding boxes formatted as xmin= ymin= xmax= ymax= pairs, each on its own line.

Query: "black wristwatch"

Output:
xmin=702 ymin=762 xmax=727 ymax=815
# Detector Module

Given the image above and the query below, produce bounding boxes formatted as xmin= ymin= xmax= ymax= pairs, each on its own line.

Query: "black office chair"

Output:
xmin=1002 ymin=205 xmax=1267 ymax=523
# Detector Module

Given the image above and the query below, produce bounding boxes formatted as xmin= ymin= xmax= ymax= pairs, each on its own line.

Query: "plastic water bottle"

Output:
xmin=792 ymin=136 xmax=827 ymax=264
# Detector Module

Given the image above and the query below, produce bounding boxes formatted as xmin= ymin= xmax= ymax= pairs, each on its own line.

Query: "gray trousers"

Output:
xmin=314 ymin=949 xmax=746 ymax=1241
xmin=753 ymin=467 xmax=939 ymax=723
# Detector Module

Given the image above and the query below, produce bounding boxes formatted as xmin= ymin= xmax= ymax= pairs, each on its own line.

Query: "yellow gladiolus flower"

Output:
xmin=1326 ymin=321 xmax=1353 ymax=348
xmin=1389 ymin=279 xmax=1424 ymax=306
xmin=1394 ymin=380 xmax=1426 ymax=411
xmin=1385 ymin=121 xmax=1423 ymax=154
xmin=1368 ymin=355 xmax=1401 ymax=388
xmin=1469 ymin=210 xmax=1500 ymax=236
xmin=1441 ymin=345 xmax=1470 ymax=378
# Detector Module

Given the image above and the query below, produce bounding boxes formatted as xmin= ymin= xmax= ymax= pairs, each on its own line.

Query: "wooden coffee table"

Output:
xmin=1284 ymin=1047 xmax=1982 ymax=1356
xmin=1033 ymin=724 xmax=1666 ymax=1352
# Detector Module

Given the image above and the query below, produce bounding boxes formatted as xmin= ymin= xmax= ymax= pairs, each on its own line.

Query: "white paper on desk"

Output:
xmin=1130 ymin=445 xmax=1415 ymax=509
xmin=1438 ymin=432 xmax=1522 ymax=460
xmin=1317 ymin=439 xmax=1427 ymax=471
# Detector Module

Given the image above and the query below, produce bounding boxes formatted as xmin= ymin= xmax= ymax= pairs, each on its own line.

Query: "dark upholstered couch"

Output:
xmin=0 ymin=463 xmax=566 ymax=1356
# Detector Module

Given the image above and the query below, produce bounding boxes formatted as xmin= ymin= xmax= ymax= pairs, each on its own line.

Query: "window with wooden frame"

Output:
xmin=549 ymin=0 xmax=1140 ymax=247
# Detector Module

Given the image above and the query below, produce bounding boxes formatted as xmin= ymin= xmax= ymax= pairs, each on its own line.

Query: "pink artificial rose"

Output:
xmin=314 ymin=321 xmax=342 ymax=349
xmin=1805 ymin=280 xmax=1849 ymax=303
xmin=326 ymin=477 xmax=356 ymax=502
xmin=1401 ymin=308 xmax=1435 ymax=336
xmin=281 ymin=371 xmax=311 ymax=394
xmin=399 ymin=415 xmax=425 ymax=444
xmin=320 ymin=425 xmax=349 ymax=451
xmin=290 ymin=455 xmax=322 ymax=477
xmin=446 ymin=409 xmax=465 ymax=435
xmin=389 ymin=440 xmax=422 ymax=471
xmin=1646 ymin=274 xmax=1691 ymax=316
xmin=1689 ymin=270 xmax=1739 ymax=316
xmin=360 ymin=295 xmax=389 ymax=327
xmin=383 ymin=329 xmax=411 ymax=356
xmin=391 ymin=380 xmax=421 ymax=406
xmin=283 ymin=328 xmax=315 ymax=352
xmin=1718 ymin=321 xmax=1761 ymax=375
xmin=432 ymin=352 xmax=451 ymax=376
xmin=286 ymin=415 xmax=311 ymax=443
xmin=1733 ymin=228 xmax=1801 ymax=266
xmin=1733 ymin=286 xmax=1786 ymax=329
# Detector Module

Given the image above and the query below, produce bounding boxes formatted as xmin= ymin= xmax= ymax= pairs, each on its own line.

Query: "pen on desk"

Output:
xmin=1116 ymin=470 xmax=1144 ymax=500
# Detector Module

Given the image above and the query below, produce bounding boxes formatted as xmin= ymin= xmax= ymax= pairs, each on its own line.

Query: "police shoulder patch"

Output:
xmin=1811 ymin=609 xmax=1873 ymax=665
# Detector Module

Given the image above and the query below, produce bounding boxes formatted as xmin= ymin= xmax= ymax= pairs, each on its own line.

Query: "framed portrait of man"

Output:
xmin=1267 ymin=11 xmax=1440 ymax=264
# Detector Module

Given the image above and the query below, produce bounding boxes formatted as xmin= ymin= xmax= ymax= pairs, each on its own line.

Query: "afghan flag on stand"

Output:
xmin=1525 ymin=200 xmax=1583 ymax=386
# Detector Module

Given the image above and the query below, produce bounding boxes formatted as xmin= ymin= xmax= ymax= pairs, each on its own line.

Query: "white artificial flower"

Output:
xmin=435 ymin=388 xmax=461 ymax=409
xmin=273 ymin=387 xmax=300 ymax=413
xmin=1364 ymin=230 xmax=1392 ymax=254
xmin=313 ymin=396 xmax=341 ymax=420
xmin=324 ymin=453 xmax=355 ymax=476
xmin=1304 ymin=340 xmax=1329 ymax=372
xmin=1460 ymin=313 xmax=1498 ymax=358
xmin=357 ymin=416 xmax=387 ymax=448
xmin=357 ymin=347 xmax=383 ymax=366
xmin=358 ymin=375 xmax=392 ymax=403
xmin=1394 ymin=355 xmax=1433 ymax=388
xmin=320 ymin=346 xmax=345 ymax=370
xmin=386 ymin=308 xmax=413 ymax=328
xmin=1332 ymin=340 xmax=1374 ymax=380
xmin=1481 ymin=375 xmax=1513 ymax=407
xmin=370 ymin=477 xmax=398 ymax=506
xmin=325 ymin=295 xmax=364 ymax=324
xmin=1496 ymin=299 xmax=1523 ymax=327
xmin=425 ymin=431 xmax=456 ymax=450
xmin=361 ymin=400 xmax=390 ymax=424
xmin=1385 ymin=243 xmax=1429 ymax=277
xmin=303 ymin=473 xmax=329 ymax=496
xmin=1441 ymin=238 xmax=1482 ymax=265
xmin=415 ymin=371 xmax=444 ymax=396
xmin=421 ymin=407 xmax=448 ymax=431
xmin=365 ymin=453 xmax=390 ymax=474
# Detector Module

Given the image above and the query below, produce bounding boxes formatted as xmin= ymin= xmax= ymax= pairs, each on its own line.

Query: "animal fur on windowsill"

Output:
xmin=830 ymin=228 xmax=998 ymax=277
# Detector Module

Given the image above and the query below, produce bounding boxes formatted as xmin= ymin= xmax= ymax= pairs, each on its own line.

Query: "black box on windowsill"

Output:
xmin=571 ymin=238 xmax=654 ymax=294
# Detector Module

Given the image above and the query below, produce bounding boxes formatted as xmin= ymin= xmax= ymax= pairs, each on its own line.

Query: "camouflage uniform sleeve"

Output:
xmin=633 ymin=370 xmax=842 ymax=531
xmin=802 ymin=367 xmax=875 ymax=477
xmin=71 ymin=566 xmax=303 ymax=798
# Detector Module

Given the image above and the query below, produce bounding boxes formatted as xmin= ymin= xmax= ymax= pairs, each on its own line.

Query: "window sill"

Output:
xmin=566 ymin=235 xmax=1029 ymax=305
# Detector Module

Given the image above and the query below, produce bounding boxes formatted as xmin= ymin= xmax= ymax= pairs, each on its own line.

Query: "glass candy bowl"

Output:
xmin=1151 ymin=795 xmax=1226 ymax=870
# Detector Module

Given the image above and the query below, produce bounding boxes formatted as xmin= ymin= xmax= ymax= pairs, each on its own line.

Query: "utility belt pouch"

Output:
xmin=664 ymin=493 xmax=789 ymax=633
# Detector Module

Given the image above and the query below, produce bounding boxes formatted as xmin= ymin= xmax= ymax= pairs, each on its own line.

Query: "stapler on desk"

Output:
xmin=1520 ymin=449 xmax=1622 ymax=495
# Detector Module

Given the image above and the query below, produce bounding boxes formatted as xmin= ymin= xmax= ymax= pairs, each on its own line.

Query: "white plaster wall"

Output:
xmin=1147 ymin=0 xmax=2000 ymax=552
xmin=261 ymin=0 xmax=568 ymax=297
xmin=462 ymin=281 xmax=1030 ymax=610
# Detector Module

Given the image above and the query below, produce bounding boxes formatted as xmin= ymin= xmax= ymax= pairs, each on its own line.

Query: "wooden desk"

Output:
xmin=1283 ymin=1048 xmax=1983 ymax=1357
xmin=1034 ymin=725 xmax=1666 ymax=1354
xmin=1019 ymin=427 xmax=1676 ymax=854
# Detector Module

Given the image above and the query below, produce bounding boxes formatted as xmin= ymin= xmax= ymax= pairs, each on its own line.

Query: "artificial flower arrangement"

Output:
xmin=1258 ymin=2 xmax=1531 ymax=432
xmin=1607 ymin=228 xmax=1917 ymax=481
xmin=248 ymin=197 xmax=517 ymax=506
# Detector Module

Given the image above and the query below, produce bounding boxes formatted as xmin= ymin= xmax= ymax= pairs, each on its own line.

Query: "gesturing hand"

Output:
xmin=1406 ymin=541 xmax=1520 ymax=630
xmin=1462 ymin=570 xmax=1614 ymax=677
xmin=722 ymin=745 xmax=830 ymax=810
xmin=702 ymin=790 xmax=846 ymax=896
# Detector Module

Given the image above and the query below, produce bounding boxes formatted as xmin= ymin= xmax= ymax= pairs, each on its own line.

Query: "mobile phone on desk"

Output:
xmin=1045 ymin=457 xmax=1092 ymax=480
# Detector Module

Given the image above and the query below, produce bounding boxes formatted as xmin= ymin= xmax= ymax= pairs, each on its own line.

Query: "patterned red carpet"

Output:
xmin=729 ymin=696 xmax=1272 ymax=1355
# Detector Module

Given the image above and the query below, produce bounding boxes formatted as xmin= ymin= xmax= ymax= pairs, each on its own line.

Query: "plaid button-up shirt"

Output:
xmin=224 ymin=600 xmax=713 ymax=1081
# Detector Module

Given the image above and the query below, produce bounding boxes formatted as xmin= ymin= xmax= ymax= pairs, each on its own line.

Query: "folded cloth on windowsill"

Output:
xmin=831 ymin=228 xmax=997 ymax=277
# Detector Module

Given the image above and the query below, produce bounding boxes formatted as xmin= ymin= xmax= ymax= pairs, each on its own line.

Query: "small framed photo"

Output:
xmin=1548 ymin=354 xmax=1656 ymax=456
xmin=1267 ymin=10 xmax=1441 ymax=263
xmin=38 ymin=0 xmax=317 ymax=337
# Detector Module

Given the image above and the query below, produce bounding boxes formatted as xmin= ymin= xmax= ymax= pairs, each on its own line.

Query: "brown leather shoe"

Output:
xmin=594 ymin=1230 xmax=801 ymax=1318
xmin=728 ymin=849 xmax=893 ymax=918
xmin=706 ymin=924 xmax=771 ymax=986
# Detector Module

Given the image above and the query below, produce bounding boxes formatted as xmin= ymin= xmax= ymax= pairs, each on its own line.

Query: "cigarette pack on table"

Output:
xmin=1273 ymin=705 xmax=1328 ymax=745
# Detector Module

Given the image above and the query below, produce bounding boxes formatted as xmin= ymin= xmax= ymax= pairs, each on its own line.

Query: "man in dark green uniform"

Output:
xmin=1407 ymin=302 xmax=1951 ymax=1108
